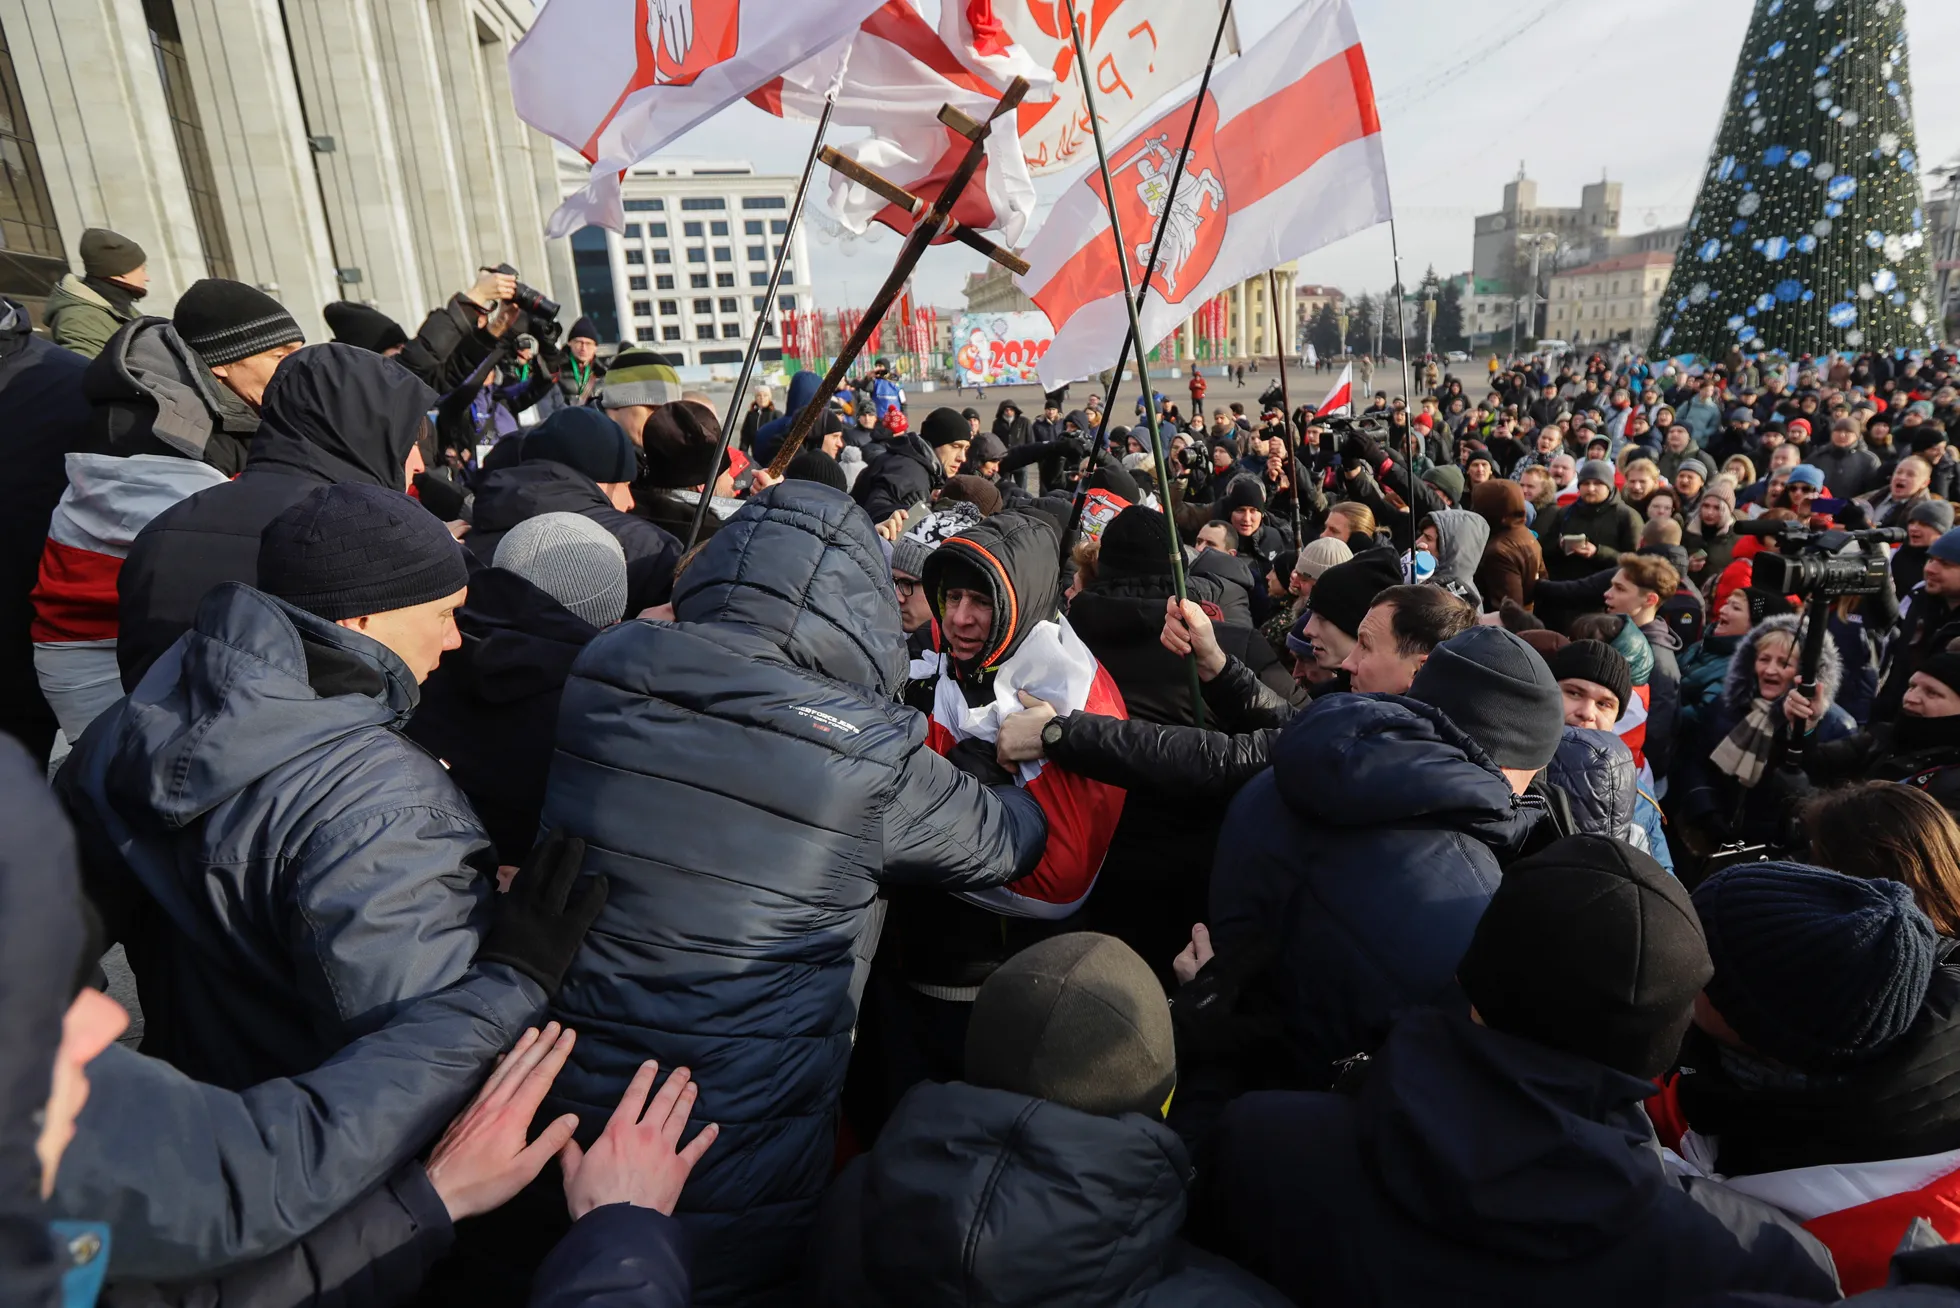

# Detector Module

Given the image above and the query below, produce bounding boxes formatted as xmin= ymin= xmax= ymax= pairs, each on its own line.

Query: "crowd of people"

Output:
xmin=10 ymin=225 xmax=1960 ymax=1306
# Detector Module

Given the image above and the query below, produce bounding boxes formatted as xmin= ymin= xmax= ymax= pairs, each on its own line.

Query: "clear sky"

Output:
xmin=634 ymin=0 xmax=1960 ymax=309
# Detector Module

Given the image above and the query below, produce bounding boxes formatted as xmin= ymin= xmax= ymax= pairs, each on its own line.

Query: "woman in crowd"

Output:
xmin=1807 ymin=782 xmax=1960 ymax=936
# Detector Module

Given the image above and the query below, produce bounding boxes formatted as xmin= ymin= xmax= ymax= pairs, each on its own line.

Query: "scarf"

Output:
xmin=1712 ymin=696 xmax=1782 ymax=789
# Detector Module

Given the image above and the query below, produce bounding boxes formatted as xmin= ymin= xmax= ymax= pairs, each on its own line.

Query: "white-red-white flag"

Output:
xmin=998 ymin=0 xmax=1235 ymax=177
xmin=1018 ymin=0 xmax=1389 ymax=390
xmin=511 ymin=0 xmax=887 ymax=236
xmin=1316 ymin=363 xmax=1353 ymax=416
xmin=751 ymin=1 xmax=1051 ymax=244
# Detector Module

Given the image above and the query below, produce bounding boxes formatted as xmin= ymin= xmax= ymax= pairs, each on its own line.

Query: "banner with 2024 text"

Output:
xmin=954 ymin=312 xmax=1057 ymax=388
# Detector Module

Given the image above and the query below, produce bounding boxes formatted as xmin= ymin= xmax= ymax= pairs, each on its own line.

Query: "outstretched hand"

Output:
xmin=1173 ymin=923 xmax=1215 ymax=986
xmin=1160 ymin=596 xmax=1227 ymax=681
xmin=425 ymin=1024 xmax=580 ymax=1221
xmin=560 ymin=1061 xmax=719 ymax=1221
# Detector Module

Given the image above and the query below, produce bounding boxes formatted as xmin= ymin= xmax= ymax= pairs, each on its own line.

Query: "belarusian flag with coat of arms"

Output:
xmin=1018 ymin=0 xmax=1391 ymax=389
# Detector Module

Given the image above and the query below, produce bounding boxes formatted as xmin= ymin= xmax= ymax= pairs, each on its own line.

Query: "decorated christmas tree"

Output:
xmin=1652 ymin=0 xmax=1934 ymax=359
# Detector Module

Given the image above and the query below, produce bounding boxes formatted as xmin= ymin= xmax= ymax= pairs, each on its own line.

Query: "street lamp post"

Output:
xmin=1423 ymin=294 xmax=1437 ymax=361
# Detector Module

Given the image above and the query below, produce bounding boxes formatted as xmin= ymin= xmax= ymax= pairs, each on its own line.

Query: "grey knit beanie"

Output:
xmin=494 ymin=512 xmax=628 ymax=629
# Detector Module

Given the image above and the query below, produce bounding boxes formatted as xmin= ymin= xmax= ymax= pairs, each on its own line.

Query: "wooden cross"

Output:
xmin=765 ymin=77 xmax=1032 ymax=477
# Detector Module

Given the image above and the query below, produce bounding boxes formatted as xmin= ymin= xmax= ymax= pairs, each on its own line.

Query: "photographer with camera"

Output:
xmin=400 ymin=264 xmax=562 ymax=397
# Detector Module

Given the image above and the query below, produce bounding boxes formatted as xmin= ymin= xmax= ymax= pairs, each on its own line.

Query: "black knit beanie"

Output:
xmin=966 ymin=933 xmax=1176 ymax=1119
xmin=1409 ymin=625 xmax=1566 ymax=771
xmin=1221 ymin=477 xmax=1266 ymax=512
xmin=323 ymin=301 xmax=408 ymax=355
xmin=1919 ymin=651 xmax=1960 ymax=697
xmin=1694 ymin=862 xmax=1939 ymax=1069
xmin=174 ymin=278 xmax=305 ymax=366
xmin=524 ymin=406 xmax=638 ymax=484
xmin=259 ymin=483 xmax=470 ymax=621
xmin=1458 ymin=834 xmax=1712 ymax=1079
xmin=1086 ymin=462 xmax=1142 ymax=504
xmin=1098 ymin=505 xmax=1175 ymax=580
xmin=1306 ymin=547 xmax=1402 ymax=639
xmin=1547 ymin=639 xmax=1634 ymax=720
xmin=785 ymin=448 xmax=848 ymax=492
xmin=922 ymin=407 xmax=971 ymax=450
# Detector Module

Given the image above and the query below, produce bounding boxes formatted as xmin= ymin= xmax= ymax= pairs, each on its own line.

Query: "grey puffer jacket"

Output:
xmin=57 ymin=582 xmax=494 ymax=1091
xmin=543 ymin=481 xmax=1046 ymax=1307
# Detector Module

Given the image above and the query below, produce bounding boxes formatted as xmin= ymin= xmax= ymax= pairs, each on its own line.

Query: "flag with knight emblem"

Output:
xmin=511 ymin=0 xmax=888 ymax=235
xmin=1019 ymin=0 xmax=1389 ymax=390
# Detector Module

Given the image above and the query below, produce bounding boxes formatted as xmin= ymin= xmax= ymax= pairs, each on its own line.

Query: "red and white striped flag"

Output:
xmin=1018 ymin=0 xmax=1389 ymax=389
xmin=1316 ymin=363 xmax=1353 ymax=416
xmin=511 ymin=0 xmax=887 ymax=236
xmin=751 ymin=1 xmax=1051 ymax=244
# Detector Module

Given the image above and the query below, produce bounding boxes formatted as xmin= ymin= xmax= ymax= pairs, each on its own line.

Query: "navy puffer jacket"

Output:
xmin=57 ymin=582 xmax=494 ymax=1091
xmin=1209 ymin=694 xmax=1546 ymax=1089
xmin=808 ymin=1081 xmax=1289 ymax=1307
xmin=543 ymin=481 xmax=1045 ymax=1307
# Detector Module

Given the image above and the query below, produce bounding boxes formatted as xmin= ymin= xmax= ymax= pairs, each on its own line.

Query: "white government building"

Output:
xmin=561 ymin=157 xmax=814 ymax=370
xmin=0 ymin=0 xmax=575 ymax=344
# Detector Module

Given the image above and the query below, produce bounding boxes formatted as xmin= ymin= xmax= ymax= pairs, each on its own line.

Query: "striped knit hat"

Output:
xmin=173 ymin=278 xmax=304 ymax=366
xmin=599 ymin=349 xmax=683 ymax=409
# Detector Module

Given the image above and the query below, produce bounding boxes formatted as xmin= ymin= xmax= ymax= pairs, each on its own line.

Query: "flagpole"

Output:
xmin=1062 ymin=0 xmax=1219 ymax=727
xmin=1266 ymin=268 xmax=1302 ymax=546
xmin=686 ymin=88 xmax=841 ymax=551
xmin=1056 ymin=0 xmax=1236 ymax=588
xmin=1384 ymin=180 xmax=1419 ymax=561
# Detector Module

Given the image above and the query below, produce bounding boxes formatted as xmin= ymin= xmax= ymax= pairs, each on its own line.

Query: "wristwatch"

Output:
xmin=1040 ymin=715 xmax=1066 ymax=752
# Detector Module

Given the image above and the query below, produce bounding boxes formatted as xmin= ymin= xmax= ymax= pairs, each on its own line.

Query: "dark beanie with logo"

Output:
xmin=965 ymin=933 xmax=1175 ymax=1119
xmin=259 ymin=483 xmax=469 ymax=621
xmin=1459 ymin=834 xmax=1712 ymax=1079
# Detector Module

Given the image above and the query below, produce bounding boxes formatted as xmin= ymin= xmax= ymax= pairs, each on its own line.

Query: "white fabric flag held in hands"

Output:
xmin=1018 ymin=0 xmax=1391 ymax=389
xmin=512 ymin=0 xmax=886 ymax=236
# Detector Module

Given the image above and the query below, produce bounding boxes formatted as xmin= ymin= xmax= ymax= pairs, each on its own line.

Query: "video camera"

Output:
xmin=1732 ymin=517 xmax=1903 ymax=601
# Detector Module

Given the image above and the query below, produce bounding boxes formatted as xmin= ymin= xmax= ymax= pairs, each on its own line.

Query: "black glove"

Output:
xmin=1338 ymin=429 xmax=1382 ymax=468
xmin=477 ymin=831 xmax=609 ymax=996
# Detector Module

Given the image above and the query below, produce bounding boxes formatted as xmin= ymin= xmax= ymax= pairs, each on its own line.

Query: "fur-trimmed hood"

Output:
xmin=1719 ymin=613 xmax=1842 ymax=715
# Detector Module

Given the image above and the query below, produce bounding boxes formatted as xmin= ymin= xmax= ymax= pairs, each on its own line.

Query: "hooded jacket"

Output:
xmin=541 ymin=482 xmax=1045 ymax=1307
xmin=1470 ymin=479 xmax=1545 ymax=611
xmin=45 ymin=273 xmax=140 ymax=359
xmin=809 ymin=1081 xmax=1288 ymax=1308
xmin=114 ymin=344 xmax=436 ymax=689
xmin=467 ymin=461 xmax=680 ymax=615
xmin=1202 ymin=1008 xmax=1840 ymax=1306
xmin=1675 ymin=613 xmax=1856 ymax=842
xmin=752 ymin=369 xmax=840 ymax=466
xmin=1209 ymin=694 xmax=1548 ymax=1090
xmin=56 ymin=582 xmax=494 ymax=1091
xmin=83 ymin=318 xmax=257 ymax=476
xmin=1421 ymin=507 xmax=1488 ymax=610
xmin=852 ymin=429 xmax=946 ymax=522
xmin=0 ymin=300 xmax=96 ymax=766
xmin=406 ymin=566 xmax=601 ymax=864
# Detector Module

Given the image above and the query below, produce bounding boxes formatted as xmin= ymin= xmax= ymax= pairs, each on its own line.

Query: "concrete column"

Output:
xmin=0 ymin=0 xmax=208 ymax=306
xmin=368 ymin=0 xmax=474 ymax=312
xmin=426 ymin=0 xmax=516 ymax=271
xmin=171 ymin=0 xmax=339 ymax=343
xmin=279 ymin=0 xmax=427 ymax=326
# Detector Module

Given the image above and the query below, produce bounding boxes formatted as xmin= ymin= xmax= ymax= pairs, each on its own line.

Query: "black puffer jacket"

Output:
xmin=1200 ymin=1008 xmax=1840 ymax=1306
xmin=542 ymin=482 xmax=1046 ymax=1307
xmin=809 ymin=1081 xmax=1288 ymax=1307
xmin=115 ymin=344 xmax=434 ymax=689
xmin=852 ymin=432 xmax=944 ymax=521
xmin=407 ymin=566 xmax=600 ymax=864
xmin=466 ymin=460 xmax=681 ymax=614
